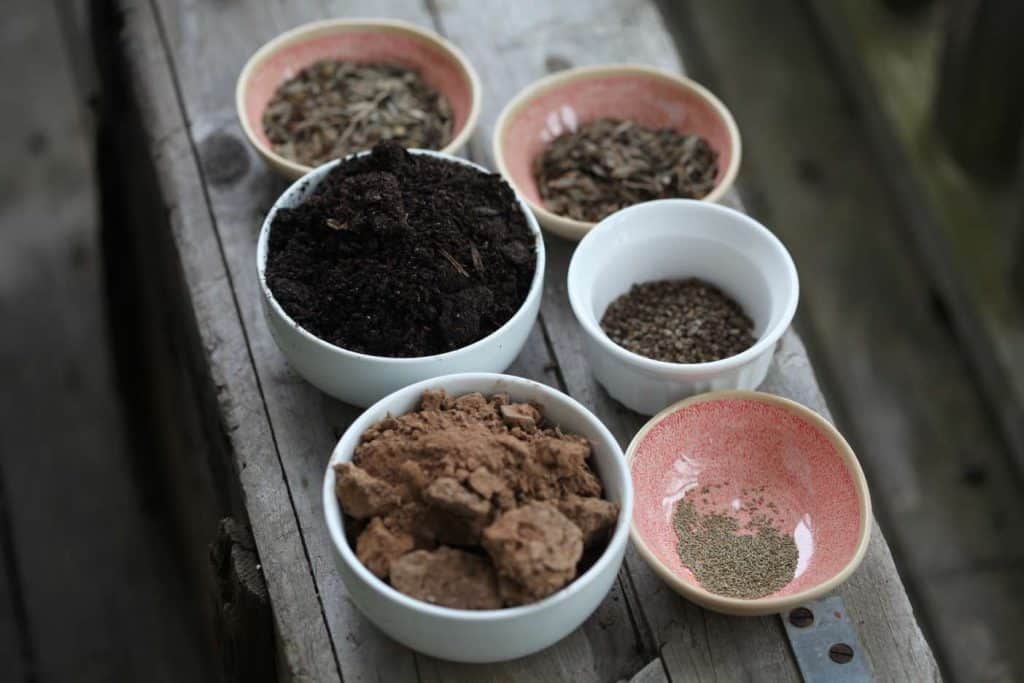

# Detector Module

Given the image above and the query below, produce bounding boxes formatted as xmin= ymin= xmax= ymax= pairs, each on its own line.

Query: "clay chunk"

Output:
xmin=334 ymin=462 xmax=399 ymax=519
xmin=356 ymin=518 xmax=415 ymax=579
xmin=500 ymin=403 xmax=541 ymax=432
xmin=422 ymin=477 xmax=493 ymax=545
xmin=390 ymin=547 xmax=502 ymax=609
xmin=558 ymin=495 xmax=619 ymax=548
xmin=482 ymin=502 xmax=583 ymax=604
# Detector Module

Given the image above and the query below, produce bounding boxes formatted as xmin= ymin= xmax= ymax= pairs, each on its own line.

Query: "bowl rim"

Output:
xmin=567 ymin=199 xmax=799 ymax=375
xmin=321 ymin=372 xmax=635 ymax=620
xmin=625 ymin=389 xmax=872 ymax=616
xmin=492 ymin=63 xmax=743 ymax=238
xmin=256 ymin=148 xmax=546 ymax=364
xmin=235 ymin=17 xmax=483 ymax=179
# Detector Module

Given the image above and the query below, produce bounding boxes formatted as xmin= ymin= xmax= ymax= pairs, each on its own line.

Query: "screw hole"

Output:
xmin=788 ymin=606 xmax=814 ymax=628
xmin=829 ymin=642 xmax=854 ymax=664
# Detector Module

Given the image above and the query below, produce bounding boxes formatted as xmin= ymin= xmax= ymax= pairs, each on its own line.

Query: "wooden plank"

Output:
xmin=805 ymin=0 xmax=1024 ymax=483
xmin=627 ymin=657 xmax=669 ymax=683
xmin=0 ymin=481 xmax=29 ymax=683
xmin=0 ymin=0 xmax=209 ymax=680
xmin=659 ymin=0 xmax=1020 ymax=679
xmin=144 ymin=0 xmax=647 ymax=679
xmin=430 ymin=2 xmax=796 ymax=680
xmin=436 ymin=1 xmax=939 ymax=681
xmin=117 ymin=2 xmax=340 ymax=680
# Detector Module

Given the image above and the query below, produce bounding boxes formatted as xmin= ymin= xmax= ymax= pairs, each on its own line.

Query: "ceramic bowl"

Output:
xmin=627 ymin=391 xmax=871 ymax=616
xmin=322 ymin=373 xmax=634 ymax=662
xmin=567 ymin=199 xmax=798 ymax=415
xmin=257 ymin=151 xmax=545 ymax=407
xmin=237 ymin=18 xmax=481 ymax=179
xmin=493 ymin=64 xmax=741 ymax=241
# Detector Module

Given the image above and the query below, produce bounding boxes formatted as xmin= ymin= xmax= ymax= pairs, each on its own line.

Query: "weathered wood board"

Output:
xmin=115 ymin=0 xmax=941 ymax=679
xmin=654 ymin=1 xmax=1024 ymax=680
xmin=0 ymin=0 xmax=210 ymax=680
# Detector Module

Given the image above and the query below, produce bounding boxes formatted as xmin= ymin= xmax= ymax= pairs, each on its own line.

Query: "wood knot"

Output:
xmin=200 ymin=131 xmax=249 ymax=186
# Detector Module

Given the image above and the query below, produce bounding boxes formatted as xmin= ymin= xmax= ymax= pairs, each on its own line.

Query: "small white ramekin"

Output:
xmin=257 ymin=151 xmax=544 ymax=407
xmin=322 ymin=373 xmax=633 ymax=662
xmin=567 ymin=199 xmax=798 ymax=415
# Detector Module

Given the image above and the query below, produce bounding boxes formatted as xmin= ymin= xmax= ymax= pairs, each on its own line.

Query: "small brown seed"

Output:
xmin=600 ymin=278 xmax=755 ymax=363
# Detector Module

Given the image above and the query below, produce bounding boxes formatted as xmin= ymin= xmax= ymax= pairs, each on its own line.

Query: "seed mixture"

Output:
xmin=265 ymin=142 xmax=536 ymax=358
xmin=600 ymin=278 xmax=755 ymax=364
xmin=673 ymin=486 xmax=798 ymax=599
xmin=262 ymin=59 xmax=453 ymax=167
xmin=334 ymin=389 xmax=620 ymax=609
xmin=533 ymin=118 xmax=719 ymax=223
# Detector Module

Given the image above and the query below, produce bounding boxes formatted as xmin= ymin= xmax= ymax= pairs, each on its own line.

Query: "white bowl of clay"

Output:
xmin=567 ymin=199 xmax=799 ymax=415
xmin=322 ymin=372 xmax=633 ymax=662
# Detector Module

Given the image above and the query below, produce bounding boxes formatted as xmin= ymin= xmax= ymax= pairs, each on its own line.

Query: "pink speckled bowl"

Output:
xmin=493 ymin=64 xmax=741 ymax=241
xmin=626 ymin=391 xmax=871 ymax=616
xmin=236 ymin=19 xmax=481 ymax=179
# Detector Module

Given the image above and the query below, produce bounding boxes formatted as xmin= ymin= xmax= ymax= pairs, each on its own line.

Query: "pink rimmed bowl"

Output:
xmin=493 ymin=64 xmax=741 ymax=241
xmin=626 ymin=391 xmax=871 ymax=616
xmin=237 ymin=18 xmax=481 ymax=179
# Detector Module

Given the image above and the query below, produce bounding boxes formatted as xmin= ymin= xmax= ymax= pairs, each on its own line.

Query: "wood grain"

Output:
xmin=119 ymin=1 xmax=341 ymax=679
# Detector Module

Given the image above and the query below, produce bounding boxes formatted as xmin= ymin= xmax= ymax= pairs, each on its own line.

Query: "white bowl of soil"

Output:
xmin=257 ymin=148 xmax=544 ymax=407
xmin=322 ymin=373 xmax=633 ymax=662
xmin=567 ymin=199 xmax=798 ymax=415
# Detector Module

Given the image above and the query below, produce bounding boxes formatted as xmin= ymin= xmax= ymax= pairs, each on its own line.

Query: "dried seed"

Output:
xmin=534 ymin=118 xmax=719 ymax=223
xmin=262 ymin=59 xmax=454 ymax=168
xmin=673 ymin=495 xmax=798 ymax=599
xmin=600 ymin=278 xmax=755 ymax=364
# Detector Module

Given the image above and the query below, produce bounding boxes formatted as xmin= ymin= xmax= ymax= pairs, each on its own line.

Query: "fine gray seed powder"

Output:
xmin=600 ymin=278 xmax=756 ymax=364
xmin=672 ymin=496 xmax=798 ymax=599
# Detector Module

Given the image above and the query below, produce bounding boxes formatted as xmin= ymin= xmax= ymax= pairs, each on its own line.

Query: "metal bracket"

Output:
xmin=782 ymin=595 xmax=872 ymax=682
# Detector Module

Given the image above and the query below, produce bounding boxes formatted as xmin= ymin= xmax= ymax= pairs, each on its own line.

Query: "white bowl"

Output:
xmin=257 ymin=150 xmax=545 ymax=407
xmin=322 ymin=373 xmax=634 ymax=662
xmin=567 ymin=200 xmax=799 ymax=415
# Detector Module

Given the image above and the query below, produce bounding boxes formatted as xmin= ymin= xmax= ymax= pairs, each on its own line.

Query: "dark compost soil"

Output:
xmin=265 ymin=143 xmax=537 ymax=357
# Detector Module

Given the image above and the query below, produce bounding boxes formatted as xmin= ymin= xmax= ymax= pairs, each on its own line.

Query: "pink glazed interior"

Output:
xmin=501 ymin=71 xmax=736 ymax=206
xmin=243 ymin=27 xmax=474 ymax=150
xmin=630 ymin=398 xmax=864 ymax=599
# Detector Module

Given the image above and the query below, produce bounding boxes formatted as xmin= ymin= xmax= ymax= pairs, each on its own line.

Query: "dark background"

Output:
xmin=1 ymin=0 xmax=1021 ymax=681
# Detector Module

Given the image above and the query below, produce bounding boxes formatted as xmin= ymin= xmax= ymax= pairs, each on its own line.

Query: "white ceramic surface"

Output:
xmin=322 ymin=373 xmax=633 ymax=662
xmin=257 ymin=150 xmax=545 ymax=407
xmin=567 ymin=200 xmax=799 ymax=415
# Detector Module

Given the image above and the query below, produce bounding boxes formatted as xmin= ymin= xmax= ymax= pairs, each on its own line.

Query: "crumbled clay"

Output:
xmin=482 ymin=502 xmax=583 ymax=604
xmin=557 ymin=495 xmax=620 ymax=548
xmin=335 ymin=390 xmax=619 ymax=608
xmin=390 ymin=547 xmax=502 ymax=609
